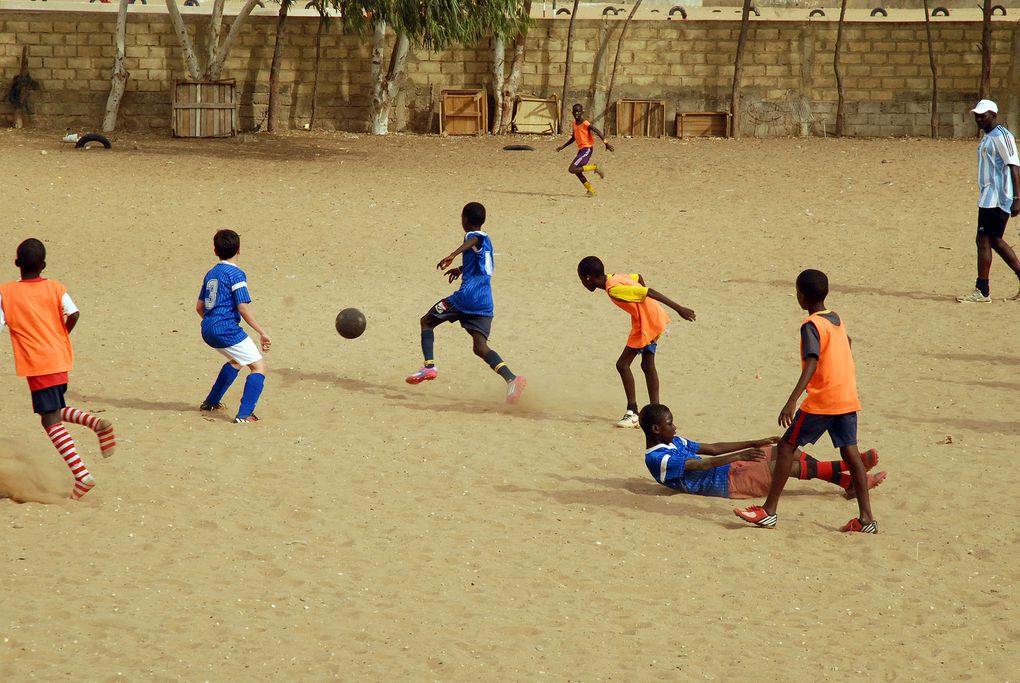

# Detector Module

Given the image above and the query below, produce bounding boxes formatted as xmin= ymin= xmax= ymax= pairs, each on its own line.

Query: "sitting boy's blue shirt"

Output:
xmin=644 ymin=436 xmax=731 ymax=498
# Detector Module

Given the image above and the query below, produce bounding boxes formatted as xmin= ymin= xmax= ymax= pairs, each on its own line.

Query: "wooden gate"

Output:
xmin=172 ymin=80 xmax=238 ymax=138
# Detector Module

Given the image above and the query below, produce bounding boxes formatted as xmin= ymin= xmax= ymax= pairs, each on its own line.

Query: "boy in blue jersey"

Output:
xmin=638 ymin=404 xmax=884 ymax=500
xmin=405 ymin=202 xmax=526 ymax=403
xmin=196 ymin=230 xmax=272 ymax=423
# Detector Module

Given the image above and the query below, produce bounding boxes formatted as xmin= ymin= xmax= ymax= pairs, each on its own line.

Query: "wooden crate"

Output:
xmin=512 ymin=94 xmax=560 ymax=134
xmin=172 ymin=80 xmax=237 ymax=138
xmin=440 ymin=89 xmax=487 ymax=136
xmin=615 ymin=99 xmax=666 ymax=138
xmin=677 ymin=111 xmax=731 ymax=138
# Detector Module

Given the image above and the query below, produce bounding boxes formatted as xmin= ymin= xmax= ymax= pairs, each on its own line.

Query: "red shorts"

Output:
xmin=727 ymin=446 xmax=776 ymax=499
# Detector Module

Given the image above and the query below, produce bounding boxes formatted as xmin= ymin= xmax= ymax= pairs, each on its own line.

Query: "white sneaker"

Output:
xmin=615 ymin=411 xmax=639 ymax=428
xmin=956 ymin=289 xmax=992 ymax=303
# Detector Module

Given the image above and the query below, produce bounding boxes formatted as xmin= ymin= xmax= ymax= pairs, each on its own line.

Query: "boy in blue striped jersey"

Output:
xmin=196 ymin=230 xmax=272 ymax=423
xmin=405 ymin=202 xmax=526 ymax=404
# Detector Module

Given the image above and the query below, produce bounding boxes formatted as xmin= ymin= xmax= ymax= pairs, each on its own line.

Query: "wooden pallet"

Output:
xmin=512 ymin=94 xmax=560 ymax=134
xmin=171 ymin=80 xmax=238 ymax=138
xmin=615 ymin=99 xmax=666 ymax=138
xmin=440 ymin=89 xmax=487 ymax=136
xmin=677 ymin=111 xmax=731 ymax=138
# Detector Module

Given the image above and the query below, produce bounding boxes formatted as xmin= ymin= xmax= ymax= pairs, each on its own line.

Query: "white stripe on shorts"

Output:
xmin=216 ymin=336 xmax=262 ymax=365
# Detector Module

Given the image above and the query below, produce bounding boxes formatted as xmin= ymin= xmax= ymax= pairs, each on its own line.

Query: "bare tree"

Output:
xmin=730 ymin=0 xmax=753 ymax=138
xmin=605 ymin=0 xmax=642 ymax=121
xmin=560 ymin=0 xmax=581 ymax=132
xmin=492 ymin=0 xmax=532 ymax=134
xmin=923 ymin=0 xmax=939 ymax=138
xmin=267 ymin=0 xmax=292 ymax=132
xmin=102 ymin=0 xmax=131 ymax=132
xmin=164 ymin=0 xmax=262 ymax=81
xmin=370 ymin=20 xmax=411 ymax=135
xmin=309 ymin=1 xmax=329 ymax=130
xmin=980 ymin=0 xmax=992 ymax=99
xmin=834 ymin=0 xmax=848 ymax=136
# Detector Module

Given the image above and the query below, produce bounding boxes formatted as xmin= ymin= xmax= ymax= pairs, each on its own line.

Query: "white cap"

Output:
xmin=972 ymin=99 xmax=998 ymax=114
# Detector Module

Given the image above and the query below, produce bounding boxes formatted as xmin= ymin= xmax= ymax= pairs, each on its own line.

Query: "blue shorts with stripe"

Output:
xmin=571 ymin=147 xmax=594 ymax=167
xmin=782 ymin=410 xmax=858 ymax=448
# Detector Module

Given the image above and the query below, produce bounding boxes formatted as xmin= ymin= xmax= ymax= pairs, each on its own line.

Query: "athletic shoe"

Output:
xmin=840 ymin=517 xmax=878 ymax=534
xmin=506 ymin=376 xmax=527 ymax=404
xmin=405 ymin=366 xmax=438 ymax=385
xmin=733 ymin=505 xmax=777 ymax=528
xmin=956 ymin=289 xmax=992 ymax=303
xmin=200 ymin=401 xmax=224 ymax=411
xmin=615 ymin=411 xmax=639 ymax=428
xmin=233 ymin=414 xmax=260 ymax=424
xmin=861 ymin=448 xmax=879 ymax=471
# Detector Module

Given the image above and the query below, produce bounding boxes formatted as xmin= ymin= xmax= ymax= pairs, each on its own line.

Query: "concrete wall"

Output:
xmin=1 ymin=7 xmax=1017 ymax=137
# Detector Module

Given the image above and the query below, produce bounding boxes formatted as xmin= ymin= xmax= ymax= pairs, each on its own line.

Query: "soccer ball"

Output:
xmin=335 ymin=308 xmax=366 ymax=339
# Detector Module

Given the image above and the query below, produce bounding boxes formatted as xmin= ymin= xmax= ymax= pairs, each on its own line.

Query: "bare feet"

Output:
xmin=844 ymin=470 xmax=887 ymax=499
xmin=594 ymin=167 xmax=605 ymax=179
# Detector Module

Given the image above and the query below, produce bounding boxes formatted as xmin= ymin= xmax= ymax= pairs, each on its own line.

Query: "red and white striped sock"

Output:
xmin=45 ymin=423 xmax=95 ymax=499
xmin=61 ymin=407 xmax=116 ymax=458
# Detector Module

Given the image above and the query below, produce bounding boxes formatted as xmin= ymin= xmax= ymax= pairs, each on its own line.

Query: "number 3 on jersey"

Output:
xmin=204 ymin=278 xmax=219 ymax=311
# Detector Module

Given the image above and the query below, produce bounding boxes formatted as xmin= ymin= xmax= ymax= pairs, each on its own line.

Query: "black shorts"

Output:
xmin=782 ymin=410 xmax=858 ymax=448
xmin=31 ymin=384 xmax=68 ymax=414
xmin=424 ymin=298 xmax=493 ymax=338
xmin=977 ymin=207 xmax=1009 ymax=239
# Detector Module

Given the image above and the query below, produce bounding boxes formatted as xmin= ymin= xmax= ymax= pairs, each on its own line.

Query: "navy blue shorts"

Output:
xmin=31 ymin=384 xmax=67 ymax=415
xmin=571 ymin=147 xmax=593 ymax=167
xmin=783 ymin=410 xmax=858 ymax=448
xmin=977 ymin=207 xmax=1009 ymax=239
xmin=425 ymin=298 xmax=493 ymax=338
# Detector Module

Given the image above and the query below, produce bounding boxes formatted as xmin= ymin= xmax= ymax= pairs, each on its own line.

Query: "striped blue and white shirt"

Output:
xmin=199 ymin=261 xmax=252 ymax=348
xmin=645 ymin=435 xmax=731 ymax=498
xmin=977 ymin=125 xmax=1020 ymax=212
xmin=447 ymin=230 xmax=495 ymax=316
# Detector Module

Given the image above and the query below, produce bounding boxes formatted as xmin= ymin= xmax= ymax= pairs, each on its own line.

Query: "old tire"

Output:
xmin=502 ymin=144 xmax=535 ymax=151
xmin=75 ymin=133 xmax=112 ymax=150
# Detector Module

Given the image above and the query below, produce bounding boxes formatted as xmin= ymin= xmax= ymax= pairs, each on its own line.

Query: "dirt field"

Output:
xmin=0 ymin=128 xmax=1017 ymax=681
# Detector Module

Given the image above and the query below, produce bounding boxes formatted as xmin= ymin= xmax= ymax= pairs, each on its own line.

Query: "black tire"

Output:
xmin=668 ymin=6 xmax=687 ymax=18
xmin=932 ymin=6 xmax=949 ymax=16
xmin=556 ymin=8 xmax=570 ymax=15
xmin=751 ymin=5 xmax=760 ymax=16
xmin=602 ymin=6 xmax=621 ymax=16
xmin=809 ymin=8 xmax=825 ymax=16
xmin=502 ymin=144 xmax=535 ymax=151
xmin=75 ymin=133 xmax=111 ymax=150
xmin=870 ymin=7 xmax=888 ymax=16
xmin=992 ymin=4 xmax=1006 ymax=15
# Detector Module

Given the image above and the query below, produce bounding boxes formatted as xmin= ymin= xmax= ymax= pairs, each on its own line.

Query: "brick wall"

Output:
xmin=0 ymin=8 xmax=1016 ymax=137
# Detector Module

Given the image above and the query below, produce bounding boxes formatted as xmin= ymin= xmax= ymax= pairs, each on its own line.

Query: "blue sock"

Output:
xmin=205 ymin=363 xmax=240 ymax=406
xmin=237 ymin=373 xmax=265 ymax=419
xmin=421 ymin=330 xmax=435 ymax=367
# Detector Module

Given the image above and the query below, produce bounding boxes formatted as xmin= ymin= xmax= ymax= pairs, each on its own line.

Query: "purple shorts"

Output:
xmin=571 ymin=147 xmax=593 ymax=167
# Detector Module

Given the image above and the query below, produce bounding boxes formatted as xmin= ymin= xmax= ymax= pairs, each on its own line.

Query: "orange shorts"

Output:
xmin=727 ymin=446 xmax=776 ymax=499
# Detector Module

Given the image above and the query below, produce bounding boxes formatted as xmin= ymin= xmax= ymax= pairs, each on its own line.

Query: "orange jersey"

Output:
xmin=799 ymin=311 xmax=861 ymax=415
xmin=605 ymin=273 xmax=670 ymax=348
xmin=573 ymin=119 xmax=595 ymax=149
xmin=0 ymin=278 xmax=75 ymax=377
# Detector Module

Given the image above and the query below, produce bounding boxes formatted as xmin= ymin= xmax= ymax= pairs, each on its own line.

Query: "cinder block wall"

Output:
xmin=0 ymin=10 xmax=1015 ymax=136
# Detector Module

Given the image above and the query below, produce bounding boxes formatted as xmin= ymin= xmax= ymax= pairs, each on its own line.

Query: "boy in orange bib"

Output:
xmin=0 ymin=239 xmax=116 ymax=500
xmin=734 ymin=269 xmax=878 ymax=533
xmin=577 ymin=256 xmax=696 ymax=427
xmin=556 ymin=103 xmax=614 ymax=196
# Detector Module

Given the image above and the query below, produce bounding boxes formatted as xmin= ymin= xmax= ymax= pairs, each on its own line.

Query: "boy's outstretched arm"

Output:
xmin=65 ymin=311 xmax=80 ymax=333
xmin=685 ymin=448 xmax=767 ymax=470
xmin=237 ymin=302 xmax=272 ymax=352
xmin=556 ymin=134 xmax=575 ymax=152
xmin=588 ymin=124 xmax=615 ymax=152
xmin=779 ymin=358 xmax=817 ymax=427
xmin=699 ymin=436 xmax=778 ymax=456
xmin=436 ymin=236 xmax=481 ymax=272
xmin=647 ymin=288 xmax=696 ymax=321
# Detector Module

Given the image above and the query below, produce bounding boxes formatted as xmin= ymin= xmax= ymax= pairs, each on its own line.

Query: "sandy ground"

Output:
xmin=0 ymin=127 xmax=1017 ymax=681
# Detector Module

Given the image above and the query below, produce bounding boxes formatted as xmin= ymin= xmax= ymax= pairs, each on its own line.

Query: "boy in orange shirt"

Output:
xmin=556 ymin=103 xmax=614 ymax=196
xmin=0 ymin=239 xmax=115 ymax=500
xmin=734 ymin=269 xmax=877 ymax=533
xmin=577 ymin=256 xmax=696 ymax=427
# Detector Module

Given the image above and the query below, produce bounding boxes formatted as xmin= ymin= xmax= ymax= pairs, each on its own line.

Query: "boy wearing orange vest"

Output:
xmin=556 ymin=103 xmax=614 ymax=196
xmin=577 ymin=256 xmax=696 ymax=427
xmin=734 ymin=269 xmax=878 ymax=533
xmin=0 ymin=239 xmax=115 ymax=500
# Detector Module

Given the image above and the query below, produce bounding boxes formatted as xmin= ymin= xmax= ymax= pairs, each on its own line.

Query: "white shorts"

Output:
xmin=216 ymin=337 xmax=262 ymax=366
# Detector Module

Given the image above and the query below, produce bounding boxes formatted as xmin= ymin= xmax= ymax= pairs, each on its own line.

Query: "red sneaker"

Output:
xmin=406 ymin=366 xmax=438 ymax=385
xmin=506 ymin=376 xmax=527 ymax=404
xmin=733 ymin=505 xmax=777 ymax=528
xmin=840 ymin=518 xmax=878 ymax=534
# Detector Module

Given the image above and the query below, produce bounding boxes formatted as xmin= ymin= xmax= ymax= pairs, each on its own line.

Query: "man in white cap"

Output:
xmin=957 ymin=99 xmax=1020 ymax=302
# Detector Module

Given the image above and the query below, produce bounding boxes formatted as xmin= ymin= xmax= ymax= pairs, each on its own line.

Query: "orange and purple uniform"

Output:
xmin=605 ymin=273 xmax=670 ymax=349
xmin=572 ymin=119 xmax=595 ymax=149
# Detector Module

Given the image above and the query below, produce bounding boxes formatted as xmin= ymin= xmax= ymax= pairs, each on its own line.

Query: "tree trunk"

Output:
xmin=499 ymin=36 xmax=527 ymax=134
xmin=923 ymin=0 xmax=939 ymax=138
xmin=207 ymin=0 xmax=262 ymax=80
xmin=267 ymin=0 xmax=290 ymax=133
xmin=605 ymin=0 xmax=642 ymax=122
xmin=730 ymin=0 xmax=752 ymax=139
xmin=834 ymin=0 xmax=848 ymax=136
xmin=102 ymin=0 xmax=131 ymax=133
xmin=980 ymin=0 xmax=992 ymax=99
xmin=309 ymin=11 xmax=326 ymax=130
xmin=370 ymin=22 xmax=410 ymax=135
xmin=560 ymin=0 xmax=581 ymax=132
xmin=491 ymin=35 xmax=506 ymax=134
xmin=13 ymin=46 xmax=28 ymax=129
xmin=207 ymin=0 xmax=225 ymax=69
xmin=165 ymin=0 xmax=202 ymax=80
